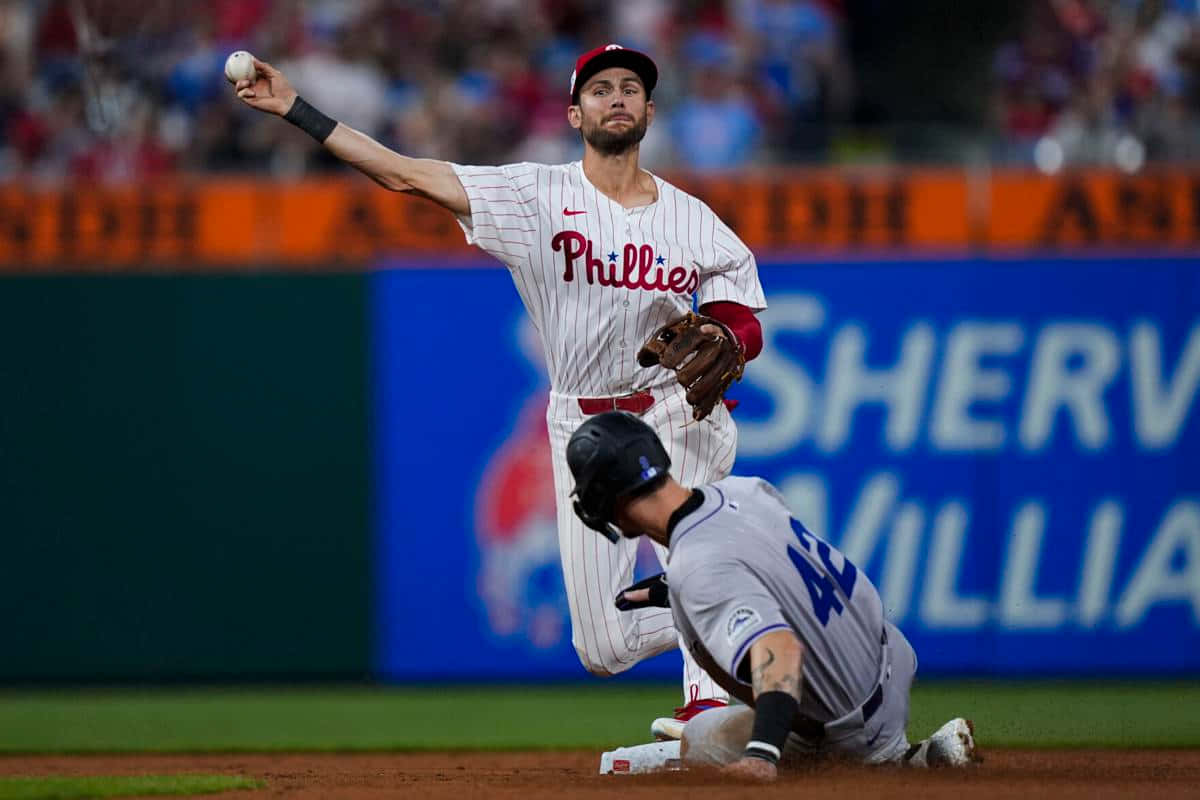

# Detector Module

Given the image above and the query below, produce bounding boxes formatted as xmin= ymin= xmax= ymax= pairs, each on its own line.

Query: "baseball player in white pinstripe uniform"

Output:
xmin=233 ymin=44 xmax=765 ymax=720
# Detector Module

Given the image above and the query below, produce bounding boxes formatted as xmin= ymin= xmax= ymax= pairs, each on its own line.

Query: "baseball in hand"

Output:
xmin=224 ymin=51 xmax=256 ymax=84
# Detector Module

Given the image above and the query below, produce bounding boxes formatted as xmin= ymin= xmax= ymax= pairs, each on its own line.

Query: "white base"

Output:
xmin=599 ymin=740 xmax=683 ymax=774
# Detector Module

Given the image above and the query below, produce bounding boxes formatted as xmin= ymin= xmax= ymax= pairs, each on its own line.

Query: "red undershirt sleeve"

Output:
xmin=700 ymin=301 xmax=764 ymax=362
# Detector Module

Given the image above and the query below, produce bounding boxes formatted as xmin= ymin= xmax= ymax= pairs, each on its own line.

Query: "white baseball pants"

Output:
xmin=547 ymin=382 xmax=736 ymax=703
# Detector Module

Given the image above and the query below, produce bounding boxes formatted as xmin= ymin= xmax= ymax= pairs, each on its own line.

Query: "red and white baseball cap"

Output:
xmin=569 ymin=44 xmax=658 ymax=103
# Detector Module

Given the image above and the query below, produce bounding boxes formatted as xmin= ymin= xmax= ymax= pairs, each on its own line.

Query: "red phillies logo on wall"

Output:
xmin=551 ymin=231 xmax=700 ymax=295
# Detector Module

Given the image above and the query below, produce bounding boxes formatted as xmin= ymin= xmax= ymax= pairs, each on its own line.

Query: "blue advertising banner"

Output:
xmin=373 ymin=257 xmax=1200 ymax=679
xmin=371 ymin=266 xmax=662 ymax=680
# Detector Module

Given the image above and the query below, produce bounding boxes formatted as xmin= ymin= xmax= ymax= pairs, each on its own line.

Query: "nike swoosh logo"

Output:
xmin=563 ymin=208 xmax=586 ymax=216
xmin=866 ymin=728 xmax=883 ymax=748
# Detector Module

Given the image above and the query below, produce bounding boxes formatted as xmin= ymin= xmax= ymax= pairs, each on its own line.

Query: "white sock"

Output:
xmin=680 ymin=633 xmax=729 ymax=704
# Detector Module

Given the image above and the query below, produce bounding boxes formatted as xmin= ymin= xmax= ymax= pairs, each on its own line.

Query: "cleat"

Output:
xmin=673 ymin=697 xmax=728 ymax=721
xmin=926 ymin=718 xmax=980 ymax=767
xmin=651 ymin=697 xmax=727 ymax=741
xmin=651 ymin=717 xmax=685 ymax=741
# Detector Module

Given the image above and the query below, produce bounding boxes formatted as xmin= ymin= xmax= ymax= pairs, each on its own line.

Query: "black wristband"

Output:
xmin=743 ymin=690 xmax=798 ymax=764
xmin=284 ymin=96 xmax=337 ymax=143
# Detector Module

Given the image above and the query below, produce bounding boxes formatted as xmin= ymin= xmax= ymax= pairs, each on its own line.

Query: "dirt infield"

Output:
xmin=2 ymin=750 xmax=1198 ymax=799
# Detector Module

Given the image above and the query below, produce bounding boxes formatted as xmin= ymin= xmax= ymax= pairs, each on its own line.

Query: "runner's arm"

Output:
xmin=720 ymin=629 xmax=804 ymax=782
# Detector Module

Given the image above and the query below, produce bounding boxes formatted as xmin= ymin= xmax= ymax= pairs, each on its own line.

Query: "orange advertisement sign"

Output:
xmin=0 ymin=169 xmax=1197 ymax=272
xmin=988 ymin=171 xmax=1200 ymax=248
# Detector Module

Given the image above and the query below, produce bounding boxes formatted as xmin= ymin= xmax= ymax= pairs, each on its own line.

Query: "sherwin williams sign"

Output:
xmin=373 ymin=257 xmax=1199 ymax=678
xmin=732 ymin=257 xmax=1199 ymax=673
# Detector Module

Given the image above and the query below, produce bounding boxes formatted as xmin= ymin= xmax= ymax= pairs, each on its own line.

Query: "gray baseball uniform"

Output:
xmin=667 ymin=475 xmax=918 ymax=764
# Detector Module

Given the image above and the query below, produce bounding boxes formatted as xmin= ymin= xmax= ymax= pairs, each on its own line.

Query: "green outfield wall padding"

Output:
xmin=0 ymin=273 xmax=369 ymax=681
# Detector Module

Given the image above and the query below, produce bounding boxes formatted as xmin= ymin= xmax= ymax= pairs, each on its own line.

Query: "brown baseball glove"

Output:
xmin=637 ymin=312 xmax=746 ymax=421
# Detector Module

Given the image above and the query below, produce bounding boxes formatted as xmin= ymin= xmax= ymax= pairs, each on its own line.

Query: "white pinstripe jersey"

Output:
xmin=451 ymin=161 xmax=766 ymax=399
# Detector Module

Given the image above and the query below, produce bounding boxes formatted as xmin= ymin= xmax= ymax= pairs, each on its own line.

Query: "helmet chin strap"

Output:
xmin=573 ymin=498 xmax=622 ymax=543
xmin=601 ymin=522 xmax=623 ymax=543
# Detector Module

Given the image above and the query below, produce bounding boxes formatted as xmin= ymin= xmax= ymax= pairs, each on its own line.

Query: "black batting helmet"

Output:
xmin=567 ymin=411 xmax=671 ymax=543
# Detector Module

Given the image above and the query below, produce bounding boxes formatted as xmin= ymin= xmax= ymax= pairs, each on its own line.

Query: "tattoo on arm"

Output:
xmin=750 ymin=647 xmax=775 ymax=692
xmin=751 ymin=647 xmax=800 ymax=697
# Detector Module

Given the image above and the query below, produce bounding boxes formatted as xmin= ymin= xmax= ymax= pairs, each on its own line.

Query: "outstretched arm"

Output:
xmin=233 ymin=57 xmax=469 ymax=217
xmin=720 ymin=628 xmax=804 ymax=782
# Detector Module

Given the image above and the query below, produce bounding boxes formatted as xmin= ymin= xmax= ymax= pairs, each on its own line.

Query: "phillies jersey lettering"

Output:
xmin=451 ymin=161 xmax=766 ymax=397
xmin=551 ymin=232 xmax=700 ymax=295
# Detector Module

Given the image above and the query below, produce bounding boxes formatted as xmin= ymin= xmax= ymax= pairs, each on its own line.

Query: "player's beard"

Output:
xmin=582 ymin=113 xmax=648 ymax=156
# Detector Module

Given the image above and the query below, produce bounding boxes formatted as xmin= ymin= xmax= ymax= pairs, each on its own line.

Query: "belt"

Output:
xmin=792 ymin=627 xmax=888 ymax=740
xmin=860 ymin=683 xmax=884 ymax=723
xmin=792 ymin=684 xmax=885 ymax=742
xmin=578 ymin=391 xmax=654 ymax=415
xmin=860 ymin=626 xmax=888 ymax=723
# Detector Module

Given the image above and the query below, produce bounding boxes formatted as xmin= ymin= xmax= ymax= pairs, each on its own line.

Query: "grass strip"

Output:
xmin=0 ymin=682 xmax=1195 ymax=752
xmin=906 ymin=680 xmax=1200 ymax=749
xmin=0 ymin=775 xmax=261 ymax=800
xmin=0 ymin=685 xmax=675 ymax=752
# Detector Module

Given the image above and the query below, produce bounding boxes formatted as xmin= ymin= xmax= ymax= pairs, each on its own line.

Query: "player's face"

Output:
xmin=612 ymin=505 xmax=645 ymax=539
xmin=569 ymin=67 xmax=654 ymax=156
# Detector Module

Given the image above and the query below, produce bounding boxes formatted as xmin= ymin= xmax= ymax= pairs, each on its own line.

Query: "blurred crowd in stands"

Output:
xmin=0 ymin=0 xmax=1198 ymax=181
xmin=992 ymin=0 xmax=1200 ymax=170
